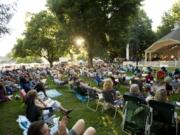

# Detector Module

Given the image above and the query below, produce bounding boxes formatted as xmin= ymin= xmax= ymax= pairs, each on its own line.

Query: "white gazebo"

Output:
xmin=145 ymin=22 xmax=180 ymax=61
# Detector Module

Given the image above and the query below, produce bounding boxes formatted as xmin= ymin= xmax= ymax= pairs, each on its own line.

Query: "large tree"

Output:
xmin=0 ymin=2 xmax=15 ymax=36
xmin=12 ymin=10 xmax=69 ymax=67
xmin=48 ymin=0 xmax=142 ymax=67
xmin=12 ymin=38 xmax=42 ymax=63
xmin=156 ymin=1 xmax=180 ymax=38
xmin=128 ymin=9 xmax=156 ymax=62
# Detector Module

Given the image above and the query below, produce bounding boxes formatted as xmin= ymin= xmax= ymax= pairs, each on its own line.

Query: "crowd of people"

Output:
xmin=0 ymin=62 xmax=180 ymax=134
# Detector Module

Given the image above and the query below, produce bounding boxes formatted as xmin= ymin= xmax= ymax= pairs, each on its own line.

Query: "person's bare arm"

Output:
xmin=35 ymin=99 xmax=46 ymax=109
xmin=58 ymin=116 xmax=68 ymax=135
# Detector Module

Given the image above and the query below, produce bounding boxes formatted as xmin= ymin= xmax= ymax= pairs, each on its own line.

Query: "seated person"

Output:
xmin=128 ymin=84 xmax=144 ymax=99
xmin=27 ymin=116 xmax=96 ymax=135
xmin=150 ymin=89 xmax=180 ymax=135
xmin=35 ymin=82 xmax=47 ymax=97
xmin=70 ymin=78 xmax=88 ymax=96
xmin=95 ymin=73 xmax=102 ymax=86
xmin=3 ymin=76 xmax=19 ymax=92
xmin=174 ymin=68 xmax=180 ymax=77
xmin=157 ymin=69 xmax=166 ymax=81
xmin=145 ymin=72 xmax=153 ymax=84
xmin=110 ymin=76 xmax=119 ymax=86
xmin=130 ymin=75 xmax=143 ymax=92
xmin=0 ymin=82 xmax=11 ymax=102
xmin=146 ymin=81 xmax=166 ymax=102
xmin=154 ymin=88 xmax=168 ymax=102
xmin=26 ymin=90 xmax=72 ymax=122
xmin=76 ymin=82 xmax=88 ymax=96
xmin=102 ymin=79 xmax=123 ymax=106
xmin=151 ymin=81 xmax=166 ymax=93
xmin=164 ymin=76 xmax=173 ymax=96
xmin=53 ymin=74 xmax=68 ymax=86
xmin=19 ymin=76 xmax=31 ymax=93
xmin=171 ymin=75 xmax=180 ymax=92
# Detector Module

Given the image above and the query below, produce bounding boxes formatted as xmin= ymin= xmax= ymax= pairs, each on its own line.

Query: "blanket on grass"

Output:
xmin=46 ymin=89 xmax=62 ymax=98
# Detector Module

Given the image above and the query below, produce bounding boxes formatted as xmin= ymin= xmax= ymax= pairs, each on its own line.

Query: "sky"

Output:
xmin=0 ymin=0 xmax=178 ymax=57
xmin=142 ymin=0 xmax=177 ymax=30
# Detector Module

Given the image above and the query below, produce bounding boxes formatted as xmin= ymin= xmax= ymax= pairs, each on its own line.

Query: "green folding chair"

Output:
xmin=121 ymin=94 xmax=152 ymax=135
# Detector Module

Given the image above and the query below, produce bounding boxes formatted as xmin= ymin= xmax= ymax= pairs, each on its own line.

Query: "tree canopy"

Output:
xmin=0 ymin=2 xmax=15 ymax=36
xmin=156 ymin=1 xmax=180 ymax=38
xmin=12 ymin=10 xmax=69 ymax=67
xmin=48 ymin=0 xmax=143 ymax=67
xmin=128 ymin=9 xmax=156 ymax=61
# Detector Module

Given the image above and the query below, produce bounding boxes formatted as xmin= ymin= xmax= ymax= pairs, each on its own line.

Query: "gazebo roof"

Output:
xmin=145 ymin=28 xmax=180 ymax=53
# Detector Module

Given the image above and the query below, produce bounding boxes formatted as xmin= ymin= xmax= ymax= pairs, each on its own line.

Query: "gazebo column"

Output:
xmin=145 ymin=51 xmax=148 ymax=61
xmin=149 ymin=52 xmax=152 ymax=61
xmin=126 ymin=43 xmax=129 ymax=60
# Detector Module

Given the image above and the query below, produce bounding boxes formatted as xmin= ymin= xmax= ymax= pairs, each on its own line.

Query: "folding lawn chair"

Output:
xmin=86 ymin=88 xmax=100 ymax=111
xmin=121 ymin=94 xmax=152 ymax=135
xmin=101 ymin=94 xmax=123 ymax=119
xmin=101 ymin=101 xmax=121 ymax=119
xmin=73 ymin=86 xmax=88 ymax=102
xmin=149 ymin=100 xmax=178 ymax=135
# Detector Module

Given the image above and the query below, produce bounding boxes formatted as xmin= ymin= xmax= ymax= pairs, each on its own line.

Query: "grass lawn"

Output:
xmin=0 ymin=76 xmax=179 ymax=135
xmin=47 ymin=77 xmax=127 ymax=135
xmin=0 ymin=77 xmax=127 ymax=135
xmin=0 ymin=98 xmax=24 ymax=135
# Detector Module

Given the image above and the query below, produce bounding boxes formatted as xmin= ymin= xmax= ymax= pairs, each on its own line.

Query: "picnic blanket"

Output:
xmin=46 ymin=89 xmax=62 ymax=98
xmin=75 ymin=93 xmax=88 ymax=102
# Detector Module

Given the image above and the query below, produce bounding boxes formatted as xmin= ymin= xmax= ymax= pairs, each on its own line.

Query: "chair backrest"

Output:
xmin=123 ymin=93 xmax=147 ymax=105
xmin=122 ymin=94 xmax=151 ymax=134
xmin=87 ymin=89 xmax=99 ymax=99
xmin=149 ymin=100 xmax=175 ymax=125
xmin=102 ymin=90 xmax=116 ymax=104
xmin=73 ymin=86 xmax=87 ymax=96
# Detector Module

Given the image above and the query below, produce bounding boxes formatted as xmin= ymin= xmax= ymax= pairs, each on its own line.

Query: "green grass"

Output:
xmin=0 ymin=77 xmax=126 ymax=135
xmin=0 ymin=98 xmax=24 ymax=135
xmin=48 ymin=77 xmax=126 ymax=135
xmin=169 ymin=93 xmax=180 ymax=116
xmin=0 ymin=77 xmax=179 ymax=135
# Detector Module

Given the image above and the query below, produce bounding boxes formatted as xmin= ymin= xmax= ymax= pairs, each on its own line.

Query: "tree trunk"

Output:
xmin=88 ymin=54 xmax=93 ymax=68
xmin=49 ymin=61 xmax=53 ymax=67
xmin=69 ymin=52 xmax=74 ymax=61
xmin=136 ymin=57 xmax=139 ymax=68
xmin=43 ymin=56 xmax=53 ymax=67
